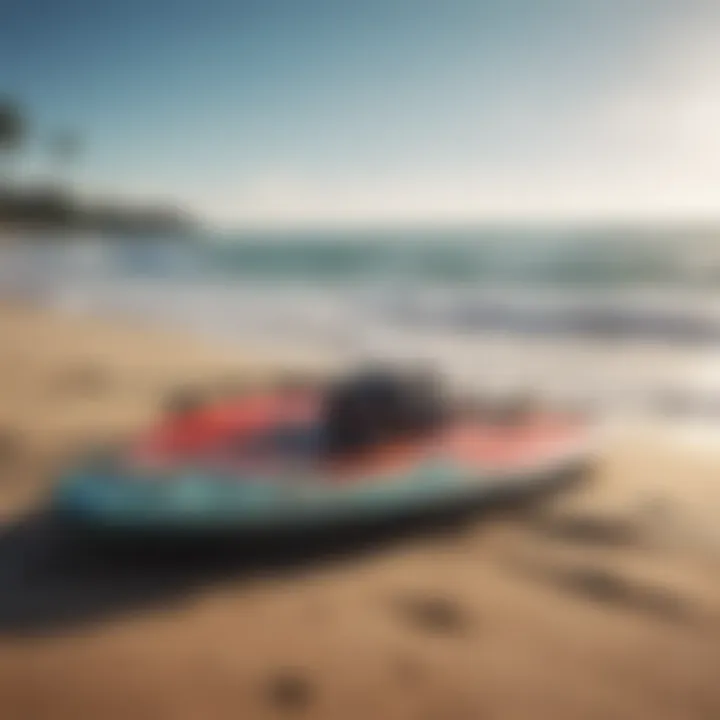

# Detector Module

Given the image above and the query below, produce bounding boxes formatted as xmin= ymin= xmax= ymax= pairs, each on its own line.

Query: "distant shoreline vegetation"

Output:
xmin=1 ymin=96 xmax=197 ymax=237
xmin=0 ymin=186 xmax=197 ymax=236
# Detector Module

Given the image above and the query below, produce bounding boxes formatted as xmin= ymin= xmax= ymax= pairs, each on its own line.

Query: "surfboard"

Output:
xmin=51 ymin=389 xmax=596 ymax=535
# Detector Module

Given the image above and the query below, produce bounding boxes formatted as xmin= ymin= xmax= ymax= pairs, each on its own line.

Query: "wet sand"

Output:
xmin=0 ymin=301 xmax=719 ymax=720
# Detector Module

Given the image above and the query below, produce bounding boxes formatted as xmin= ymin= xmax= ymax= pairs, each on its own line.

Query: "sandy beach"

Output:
xmin=0 ymin=301 xmax=719 ymax=720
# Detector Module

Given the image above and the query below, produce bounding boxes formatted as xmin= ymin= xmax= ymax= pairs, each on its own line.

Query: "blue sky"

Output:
xmin=3 ymin=0 xmax=720 ymax=227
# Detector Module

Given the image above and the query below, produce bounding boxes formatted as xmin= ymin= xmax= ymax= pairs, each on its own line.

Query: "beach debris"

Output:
xmin=265 ymin=669 xmax=315 ymax=711
xmin=391 ymin=593 xmax=470 ymax=635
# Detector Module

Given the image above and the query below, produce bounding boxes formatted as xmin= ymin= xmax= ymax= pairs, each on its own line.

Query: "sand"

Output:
xmin=0 ymin=301 xmax=719 ymax=720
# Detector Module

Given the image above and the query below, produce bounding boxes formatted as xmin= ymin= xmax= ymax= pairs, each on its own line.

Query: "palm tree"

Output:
xmin=0 ymin=98 xmax=25 ymax=191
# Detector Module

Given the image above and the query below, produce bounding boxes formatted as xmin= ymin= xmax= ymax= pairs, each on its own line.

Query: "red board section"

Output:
xmin=128 ymin=392 xmax=586 ymax=479
xmin=133 ymin=392 xmax=317 ymax=457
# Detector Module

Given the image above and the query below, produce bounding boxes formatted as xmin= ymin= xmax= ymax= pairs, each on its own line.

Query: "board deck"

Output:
xmin=52 ymin=391 xmax=596 ymax=533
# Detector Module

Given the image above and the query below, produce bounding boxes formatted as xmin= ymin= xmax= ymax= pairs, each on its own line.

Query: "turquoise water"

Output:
xmin=101 ymin=226 xmax=719 ymax=287
xmin=3 ymin=224 xmax=720 ymax=286
xmin=2 ymin=226 xmax=720 ymax=411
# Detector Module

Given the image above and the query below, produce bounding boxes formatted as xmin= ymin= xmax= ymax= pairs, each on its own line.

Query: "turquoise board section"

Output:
xmin=51 ymin=451 xmax=573 ymax=532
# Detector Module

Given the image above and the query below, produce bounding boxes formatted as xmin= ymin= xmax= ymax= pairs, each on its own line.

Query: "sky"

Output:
xmin=2 ymin=0 xmax=720 ymax=228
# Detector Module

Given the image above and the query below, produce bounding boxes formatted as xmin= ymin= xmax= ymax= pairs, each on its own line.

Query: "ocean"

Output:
xmin=3 ymin=226 xmax=720 ymax=416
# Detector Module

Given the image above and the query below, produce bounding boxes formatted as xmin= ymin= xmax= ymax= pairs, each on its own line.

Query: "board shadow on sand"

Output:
xmin=0 ymin=505 xmax=480 ymax=637
xmin=0 ymin=467 xmax=586 ymax=637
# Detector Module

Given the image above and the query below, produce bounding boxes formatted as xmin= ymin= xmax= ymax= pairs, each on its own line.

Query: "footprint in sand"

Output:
xmin=391 ymin=593 xmax=471 ymax=636
xmin=265 ymin=670 xmax=315 ymax=712
xmin=562 ymin=566 xmax=690 ymax=620
xmin=528 ymin=511 xmax=642 ymax=548
xmin=519 ymin=560 xmax=693 ymax=622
